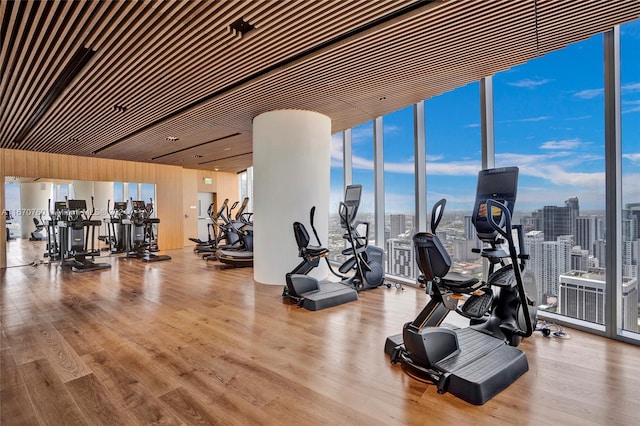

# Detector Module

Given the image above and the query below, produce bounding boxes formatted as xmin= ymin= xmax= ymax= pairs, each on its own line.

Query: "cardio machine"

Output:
xmin=56 ymin=198 xmax=111 ymax=272
xmin=384 ymin=167 xmax=537 ymax=405
xmin=284 ymin=184 xmax=385 ymax=310
xmin=215 ymin=197 xmax=254 ymax=267
xmin=102 ymin=200 xmax=130 ymax=254
xmin=127 ymin=199 xmax=171 ymax=262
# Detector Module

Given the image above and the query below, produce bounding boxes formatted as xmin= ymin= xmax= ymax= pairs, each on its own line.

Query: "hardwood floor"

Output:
xmin=2 ymin=244 xmax=640 ymax=425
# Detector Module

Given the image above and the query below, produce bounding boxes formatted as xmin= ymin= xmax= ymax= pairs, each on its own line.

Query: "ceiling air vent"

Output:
xmin=13 ymin=46 xmax=96 ymax=145
xmin=229 ymin=17 xmax=254 ymax=37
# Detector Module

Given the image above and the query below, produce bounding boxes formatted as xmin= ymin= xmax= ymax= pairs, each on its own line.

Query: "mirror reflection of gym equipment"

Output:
xmin=4 ymin=177 xmax=159 ymax=268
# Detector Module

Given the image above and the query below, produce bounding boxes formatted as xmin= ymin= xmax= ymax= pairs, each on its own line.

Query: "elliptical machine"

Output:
xmin=103 ymin=200 xmax=130 ymax=254
xmin=127 ymin=199 xmax=171 ymax=262
xmin=215 ymin=197 xmax=254 ymax=267
xmin=284 ymin=184 xmax=385 ymax=310
xmin=57 ymin=198 xmax=111 ymax=273
xmin=384 ymin=167 xmax=537 ymax=405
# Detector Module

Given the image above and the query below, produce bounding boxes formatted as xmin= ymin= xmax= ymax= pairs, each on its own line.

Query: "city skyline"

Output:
xmin=330 ymin=18 xmax=640 ymax=215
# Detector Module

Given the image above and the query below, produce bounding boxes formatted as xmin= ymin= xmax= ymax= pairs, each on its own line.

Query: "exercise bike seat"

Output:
xmin=304 ymin=245 xmax=329 ymax=258
xmin=440 ymin=272 xmax=480 ymax=291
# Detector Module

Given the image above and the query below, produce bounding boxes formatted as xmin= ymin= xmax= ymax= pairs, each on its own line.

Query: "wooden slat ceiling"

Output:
xmin=2 ymin=0 xmax=640 ymax=173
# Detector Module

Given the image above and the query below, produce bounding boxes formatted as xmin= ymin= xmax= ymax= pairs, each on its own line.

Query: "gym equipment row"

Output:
xmin=102 ymin=198 xmax=171 ymax=262
xmin=189 ymin=197 xmax=254 ymax=267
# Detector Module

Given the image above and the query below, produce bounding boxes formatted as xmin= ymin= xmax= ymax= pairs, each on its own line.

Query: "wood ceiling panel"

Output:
xmin=1 ymin=0 xmax=639 ymax=173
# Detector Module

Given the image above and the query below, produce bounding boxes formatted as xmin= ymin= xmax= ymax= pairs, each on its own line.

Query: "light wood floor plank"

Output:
xmin=1 ymin=242 xmax=640 ymax=425
xmin=82 ymin=350 xmax=182 ymax=426
xmin=65 ymin=373 xmax=138 ymax=426
xmin=18 ymin=358 xmax=87 ymax=425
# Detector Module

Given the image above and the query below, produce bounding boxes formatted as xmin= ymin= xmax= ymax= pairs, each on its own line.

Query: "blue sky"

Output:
xmin=331 ymin=18 xmax=640 ymax=216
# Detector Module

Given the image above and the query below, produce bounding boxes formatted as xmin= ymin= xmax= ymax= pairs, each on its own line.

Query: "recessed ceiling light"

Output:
xmin=193 ymin=154 xmax=203 ymax=159
xmin=166 ymin=136 xmax=179 ymax=142
xmin=214 ymin=167 xmax=219 ymax=171
xmin=113 ymin=104 xmax=127 ymax=113
xmin=224 ymin=147 xmax=231 ymax=151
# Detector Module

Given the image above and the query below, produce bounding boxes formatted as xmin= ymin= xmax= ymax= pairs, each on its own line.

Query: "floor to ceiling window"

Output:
xmin=351 ymin=121 xmax=376 ymax=249
xmin=328 ymin=132 xmax=346 ymax=262
xmin=425 ymin=82 xmax=482 ymax=277
xmin=494 ymin=33 xmax=606 ymax=330
xmin=620 ymin=18 xmax=640 ymax=335
xmin=383 ymin=106 xmax=416 ymax=280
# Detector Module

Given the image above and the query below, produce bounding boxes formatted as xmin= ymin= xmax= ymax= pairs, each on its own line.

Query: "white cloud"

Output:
xmin=623 ymin=153 xmax=640 ymax=162
xmin=507 ymin=78 xmax=551 ymax=88
xmin=465 ymin=123 xmax=480 ymax=128
xmin=352 ymin=154 xmax=374 ymax=170
xmin=498 ymin=116 xmax=551 ymax=124
xmin=564 ymin=115 xmax=591 ymax=121
xmin=574 ymin=88 xmax=603 ymax=99
xmin=540 ymin=139 xmax=582 ymax=150
xmin=521 ymin=116 xmax=551 ymax=122
xmin=622 ymin=99 xmax=640 ymax=114
xmin=622 ymin=82 xmax=640 ymax=92
xmin=351 ymin=125 xmax=373 ymax=145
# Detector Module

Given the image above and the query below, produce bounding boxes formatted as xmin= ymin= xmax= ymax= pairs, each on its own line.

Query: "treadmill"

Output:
xmin=384 ymin=167 xmax=535 ymax=405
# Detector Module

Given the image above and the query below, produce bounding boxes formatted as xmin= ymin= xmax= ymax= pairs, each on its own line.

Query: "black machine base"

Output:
xmin=284 ymin=275 xmax=358 ymax=311
xmin=140 ymin=253 xmax=171 ymax=262
xmin=385 ymin=327 xmax=528 ymax=405
xmin=69 ymin=260 xmax=111 ymax=273
xmin=216 ymin=249 xmax=253 ymax=267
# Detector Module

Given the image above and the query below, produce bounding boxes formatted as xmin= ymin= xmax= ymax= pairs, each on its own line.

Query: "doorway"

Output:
xmin=197 ymin=192 xmax=215 ymax=242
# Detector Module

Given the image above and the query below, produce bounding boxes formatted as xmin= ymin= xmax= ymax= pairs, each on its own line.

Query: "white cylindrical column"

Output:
xmin=253 ymin=110 xmax=331 ymax=285
xmin=19 ymin=182 xmax=52 ymax=239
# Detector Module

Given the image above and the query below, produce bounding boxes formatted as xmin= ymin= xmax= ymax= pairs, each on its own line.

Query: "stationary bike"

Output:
xmin=384 ymin=166 xmax=537 ymax=405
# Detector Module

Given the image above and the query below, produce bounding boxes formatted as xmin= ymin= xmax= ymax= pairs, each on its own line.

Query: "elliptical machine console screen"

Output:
xmin=341 ymin=184 xmax=362 ymax=228
xmin=132 ymin=200 xmax=146 ymax=210
xmin=472 ymin=167 xmax=519 ymax=242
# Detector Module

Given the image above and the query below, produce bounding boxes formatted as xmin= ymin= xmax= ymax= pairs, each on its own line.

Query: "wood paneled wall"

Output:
xmin=1 ymin=149 xmax=5 ymax=267
xmin=182 ymin=169 xmax=199 ymax=247
xmin=0 ymin=148 xmax=239 ymax=268
xmin=195 ymin=169 xmax=239 ymax=203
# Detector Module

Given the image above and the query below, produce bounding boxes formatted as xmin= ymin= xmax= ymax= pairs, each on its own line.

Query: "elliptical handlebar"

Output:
xmin=486 ymin=199 xmax=533 ymax=338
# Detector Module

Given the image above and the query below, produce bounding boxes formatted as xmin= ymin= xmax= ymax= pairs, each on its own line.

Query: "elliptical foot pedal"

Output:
xmin=460 ymin=289 xmax=493 ymax=319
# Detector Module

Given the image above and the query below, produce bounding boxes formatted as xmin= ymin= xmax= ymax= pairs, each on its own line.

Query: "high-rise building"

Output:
xmin=390 ymin=214 xmax=406 ymax=239
xmin=571 ymin=246 xmax=591 ymax=271
xmin=626 ymin=203 xmax=640 ymax=239
xmin=558 ymin=270 xmax=638 ymax=331
xmin=525 ymin=231 xmax=572 ymax=305
xmin=386 ymin=238 xmax=415 ymax=279
xmin=575 ymin=215 xmax=598 ymax=255
xmin=524 ymin=231 xmax=545 ymax=306
xmin=464 ymin=215 xmax=475 ymax=240
xmin=565 ymin=196 xmax=580 ymax=237
xmin=532 ymin=197 xmax=579 ymax=242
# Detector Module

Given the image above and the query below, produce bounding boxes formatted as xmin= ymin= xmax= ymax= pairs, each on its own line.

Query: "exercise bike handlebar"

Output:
xmin=431 ymin=198 xmax=446 ymax=234
xmin=486 ymin=199 xmax=534 ymax=338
